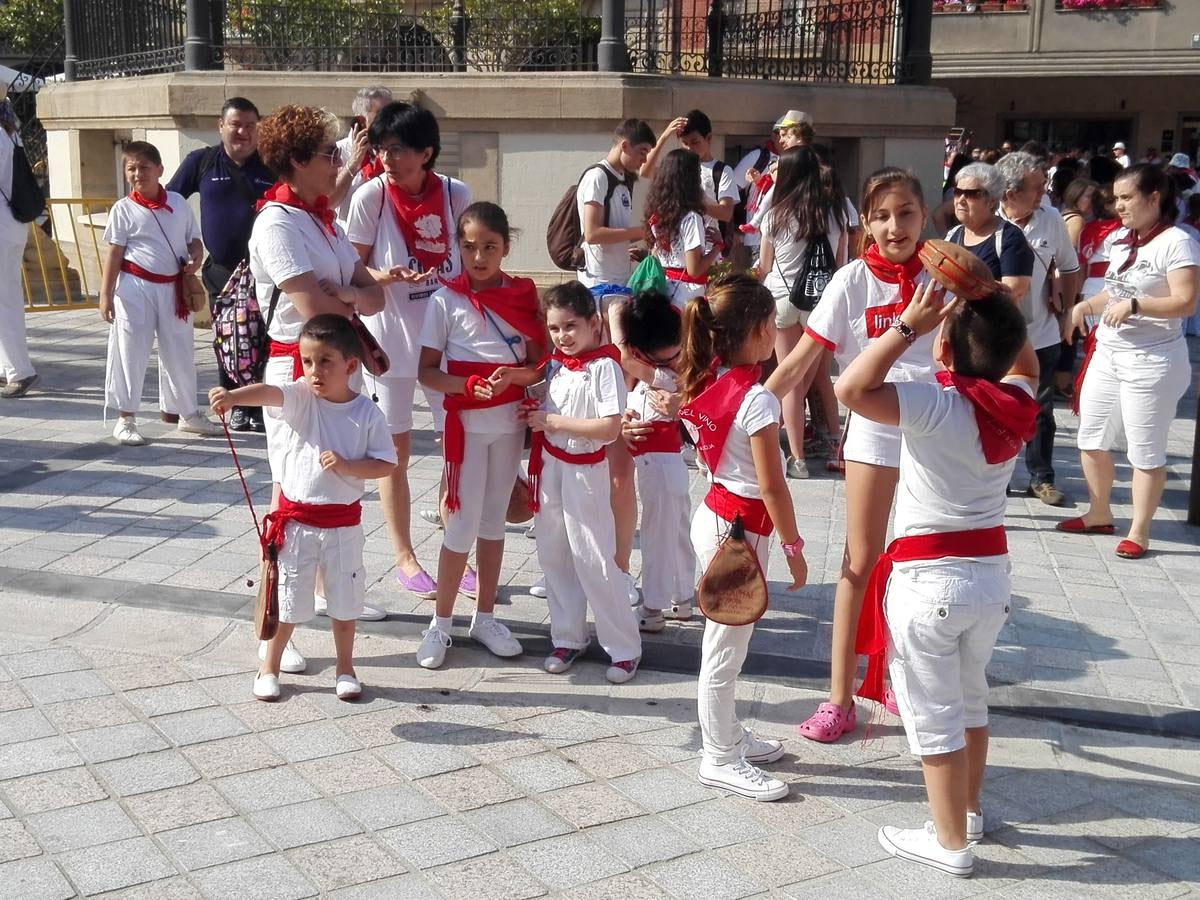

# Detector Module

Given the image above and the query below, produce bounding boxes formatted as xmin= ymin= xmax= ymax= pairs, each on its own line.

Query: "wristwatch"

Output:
xmin=781 ymin=535 xmax=805 ymax=558
xmin=1129 ymin=298 xmax=1140 ymax=316
xmin=892 ymin=321 xmax=917 ymax=345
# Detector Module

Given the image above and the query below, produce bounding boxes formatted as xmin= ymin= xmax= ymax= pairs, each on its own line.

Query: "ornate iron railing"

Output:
xmin=70 ymin=0 xmax=187 ymax=79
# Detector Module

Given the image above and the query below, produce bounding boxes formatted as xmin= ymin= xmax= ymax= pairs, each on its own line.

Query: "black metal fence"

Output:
xmin=65 ymin=0 xmax=907 ymax=85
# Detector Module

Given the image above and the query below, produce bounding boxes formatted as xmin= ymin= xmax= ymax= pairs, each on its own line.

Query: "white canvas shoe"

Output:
xmin=252 ymin=673 xmax=280 ymax=702
xmin=335 ymin=674 xmax=362 ymax=701
xmin=258 ymin=639 xmax=306 ymax=674
xmin=178 ymin=413 xmax=221 ymax=436
xmin=878 ymin=822 xmax=974 ymax=877
xmin=698 ymin=753 xmax=788 ymax=802
xmin=529 ymin=577 xmax=548 ymax=599
xmin=967 ymin=809 xmax=984 ymax=843
xmin=469 ymin=616 xmax=522 ymax=658
xmin=416 ymin=625 xmax=452 ymax=669
xmin=113 ymin=417 xmax=145 ymax=446
xmin=741 ymin=726 xmax=785 ymax=765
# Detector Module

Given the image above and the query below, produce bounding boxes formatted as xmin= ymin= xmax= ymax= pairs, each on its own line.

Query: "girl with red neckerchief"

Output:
xmin=415 ymin=202 xmax=546 ymax=670
xmin=765 ymin=168 xmax=938 ymax=743
xmin=679 ymin=274 xmax=808 ymax=803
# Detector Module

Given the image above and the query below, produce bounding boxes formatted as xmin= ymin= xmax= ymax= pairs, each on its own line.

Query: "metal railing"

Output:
xmin=22 ymin=198 xmax=113 ymax=313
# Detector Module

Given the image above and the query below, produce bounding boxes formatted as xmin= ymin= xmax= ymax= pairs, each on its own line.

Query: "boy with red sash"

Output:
xmin=208 ymin=315 xmax=397 ymax=703
xmin=99 ymin=141 xmax=219 ymax=446
xmin=835 ymin=282 xmax=1039 ymax=878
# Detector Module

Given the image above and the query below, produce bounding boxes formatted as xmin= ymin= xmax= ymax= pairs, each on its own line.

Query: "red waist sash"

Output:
xmin=664 ymin=267 xmax=708 ymax=286
xmin=262 ymin=493 xmax=362 ymax=553
xmin=704 ymin=482 xmax=773 ymax=537
xmin=269 ymin=339 xmax=303 ymax=381
xmin=442 ymin=360 xmax=524 ymax=512
xmin=855 ymin=525 xmax=1008 ymax=704
xmin=1071 ymin=324 xmax=1099 ymax=416
xmin=1087 ymin=261 xmax=1108 ymax=279
xmin=526 ymin=437 xmax=607 ymax=514
xmin=629 ymin=420 xmax=683 ymax=457
xmin=120 ymin=259 xmax=187 ymax=321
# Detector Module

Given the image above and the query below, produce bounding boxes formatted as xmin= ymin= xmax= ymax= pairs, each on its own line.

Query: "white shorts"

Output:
xmin=841 ymin=413 xmax=900 ymax=468
xmin=666 ymin=279 xmax=706 ymax=310
xmin=885 ymin=559 xmax=1010 ymax=756
xmin=371 ymin=375 xmax=417 ymax=434
xmin=277 ymin=522 xmax=366 ymax=623
xmin=1076 ymin=339 xmax=1191 ymax=470
xmin=774 ymin=294 xmax=810 ymax=331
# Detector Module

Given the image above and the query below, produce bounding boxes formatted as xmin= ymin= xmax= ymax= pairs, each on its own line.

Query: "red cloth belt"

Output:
xmin=268 ymin=340 xmax=303 ymax=381
xmin=1087 ymin=261 xmax=1108 ymax=278
xmin=120 ymin=259 xmax=187 ymax=321
xmin=855 ymin=525 xmax=1008 ymax=704
xmin=704 ymin=482 xmax=773 ymax=537
xmin=544 ymin=442 xmax=606 ymax=466
xmin=1071 ymin=324 xmax=1099 ymax=416
xmin=442 ymin=360 xmax=524 ymax=513
xmin=629 ymin=420 xmax=683 ymax=457
xmin=526 ymin=436 xmax=608 ymax=515
xmin=262 ymin=492 xmax=362 ymax=553
xmin=664 ymin=267 xmax=708 ymax=286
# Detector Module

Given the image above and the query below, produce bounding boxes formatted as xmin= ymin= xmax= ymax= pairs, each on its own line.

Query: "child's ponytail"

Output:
xmin=677 ymin=274 xmax=775 ymax=404
xmin=678 ymin=296 xmax=717 ymax=404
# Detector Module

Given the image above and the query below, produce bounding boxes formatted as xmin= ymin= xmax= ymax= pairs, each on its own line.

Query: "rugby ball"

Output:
xmin=918 ymin=239 xmax=1002 ymax=301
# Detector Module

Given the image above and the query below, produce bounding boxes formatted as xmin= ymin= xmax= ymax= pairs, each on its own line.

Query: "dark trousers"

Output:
xmin=1025 ymin=343 xmax=1061 ymax=487
xmin=202 ymin=257 xmax=260 ymax=415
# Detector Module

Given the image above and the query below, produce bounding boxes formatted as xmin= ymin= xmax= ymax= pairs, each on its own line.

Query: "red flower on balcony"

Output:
xmin=1058 ymin=0 xmax=1160 ymax=9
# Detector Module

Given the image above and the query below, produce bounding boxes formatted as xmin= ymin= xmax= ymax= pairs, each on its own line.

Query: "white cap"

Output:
xmin=1113 ymin=141 xmax=1126 ymax=151
xmin=773 ymin=109 xmax=812 ymax=130
xmin=1169 ymin=152 xmax=1192 ymax=169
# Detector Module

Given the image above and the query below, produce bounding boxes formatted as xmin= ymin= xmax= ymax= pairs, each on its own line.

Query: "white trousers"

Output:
xmin=0 ymin=236 xmax=34 ymax=382
xmin=104 ymin=277 xmax=198 ymax=416
xmin=693 ymin=503 xmax=771 ymax=765
xmin=634 ymin=452 xmax=695 ymax=610
xmin=443 ymin=429 xmax=525 ymax=553
xmin=536 ymin=455 xmax=642 ymax=662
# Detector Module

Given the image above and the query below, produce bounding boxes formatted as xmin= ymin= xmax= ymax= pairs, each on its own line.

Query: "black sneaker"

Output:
xmin=248 ymin=413 xmax=266 ymax=433
xmin=229 ymin=408 xmax=251 ymax=431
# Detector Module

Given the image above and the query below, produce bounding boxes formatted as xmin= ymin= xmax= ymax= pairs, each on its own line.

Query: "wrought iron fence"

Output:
xmin=70 ymin=0 xmax=187 ymax=79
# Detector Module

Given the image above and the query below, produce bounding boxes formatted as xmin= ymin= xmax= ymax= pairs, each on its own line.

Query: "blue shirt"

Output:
xmin=167 ymin=144 xmax=275 ymax=268
xmin=949 ymin=219 xmax=1035 ymax=282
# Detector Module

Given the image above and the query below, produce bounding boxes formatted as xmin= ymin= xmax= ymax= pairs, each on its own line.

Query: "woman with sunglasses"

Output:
xmin=946 ymin=162 xmax=1034 ymax=300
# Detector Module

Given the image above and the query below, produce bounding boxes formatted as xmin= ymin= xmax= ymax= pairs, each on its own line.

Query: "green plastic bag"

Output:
xmin=627 ymin=255 xmax=667 ymax=296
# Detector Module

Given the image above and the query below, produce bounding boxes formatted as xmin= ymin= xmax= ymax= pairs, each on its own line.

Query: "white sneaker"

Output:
xmin=636 ymin=605 xmax=665 ymax=633
xmin=605 ymin=658 xmax=639 ymax=684
xmin=113 ymin=417 xmax=145 ymax=446
xmin=178 ymin=413 xmax=221 ymax=436
xmin=419 ymin=509 xmax=444 ymax=529
xmin=878 ymin=822 xmax=974 ymax=877
xmin=698 ymin=753 xmax=788 ymax=802
xmin=258 ymin=639 xmax=307 ymax=674
xmin=741 ymin=726 xmax=785 ymax=765
xmin=967 ymin=809 xmax=984 ymax=843
xmin=469 ymin=616 xmax=523 ymax=658
xmin=315 ymin=597 xmax=387 ymax=622
xmin=529 ymin=577 xmax=548 ymax=599
xmin=623 ymin=571 xmax=639 ymax=607
xmin=664 ymin=600 xmax=693 ymax=621
xmin=335 ymin=674 xmax=362 ymax=701
xmin=252 ymin=673 xmax=279 ymax=701
xmin=416 ymin=626 xmax=452 ymax=669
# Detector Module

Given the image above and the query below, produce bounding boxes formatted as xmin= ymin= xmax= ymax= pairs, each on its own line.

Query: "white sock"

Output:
xmin=435 ymin=615 xmax=453 ymax=634
xmin=473 ymin=610 xmax=493 ymax=623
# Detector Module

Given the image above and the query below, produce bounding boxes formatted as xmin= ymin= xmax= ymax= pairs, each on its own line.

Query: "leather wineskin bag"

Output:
xmin=254 ymin=545 xmax=280 ymax=642
xmin=697 ymin=515 xmax=769 ymax=627
xmin=351 ymin=315 xmax=391 ymax=378
xmin=183 ymin=273 xmax=209 ymax=313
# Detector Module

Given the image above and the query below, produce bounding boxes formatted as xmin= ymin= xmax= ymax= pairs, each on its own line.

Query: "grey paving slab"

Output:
xmin=462 ymin=798 xmax=574 ymax=848
xmin=0 ymin=708 xmax=55 ymax=747
xmin=93 ymin=749 xmax=200 ymax=796
xmin=509 ymin=833 xmax=630 ymax=890
xmin=25 ymin=798 xmax=142 ymax=853
xmin=0 ymin=736 xmax=83 ymax=780
xmin=123 ymin=782 xmax=238 ymax=834
xmin=157 ymin=817 xmax=272 ymax=870
xmin=334 ymin=782 xmax=447 ymax=831
xmin=0 ymin=767 xmax=109 ymax=816
xmin=190 ymin=854 xmax=318 ymax=900
xmin=213 ymin=767 xmax=322 ymax=814
xmin=69 ymin=722 xmax=169 ymax=764
xmin=55 ymin=836 xmax=177 ymax=896
xmin=0 ymin=820 xmax=41 ymax=863
xmin=428 ymin=852 xmax=549 ymax=900
xmin=378 ymin=816 xmax=498 ymax=869
xmin=644 ymin=851 xmax=770 ymax=900
xmin=285 ymin=835 xmax=408 ymax=894
xmin=0 ymin=856 xmax=75 ymax=900
xmin=247 ymin=798 xmax=362 ymax=850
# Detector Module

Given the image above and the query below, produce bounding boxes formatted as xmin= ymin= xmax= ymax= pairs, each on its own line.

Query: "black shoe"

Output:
xmin=1028 ymin=482 xmax=1068 ymax=507
xmin=248 ymin=413 xmax=266 ymax=433
xmin=229 ymin=408 xmax=251 ymax=431
xmin=0 ymin=374 xmax=38 ymax=398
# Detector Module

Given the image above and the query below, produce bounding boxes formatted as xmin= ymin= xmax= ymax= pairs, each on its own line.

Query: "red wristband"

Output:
xmin=464 ymin=374 xmax=488 ymax=397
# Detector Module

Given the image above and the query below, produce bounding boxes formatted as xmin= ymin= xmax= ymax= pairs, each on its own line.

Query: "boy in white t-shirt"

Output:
xmin=209 ymin=314 xmax=398 ymax=703
xmin=678 ymin=109 xmax=739 ymax=254
xmin=835 ymin=284 xmax=1039 ymax=878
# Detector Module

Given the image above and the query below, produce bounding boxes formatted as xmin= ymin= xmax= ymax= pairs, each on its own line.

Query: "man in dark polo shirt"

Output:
xmin=168 ymin=97 xmax=275 ymax=431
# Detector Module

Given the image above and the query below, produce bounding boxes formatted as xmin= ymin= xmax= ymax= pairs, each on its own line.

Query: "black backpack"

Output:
xmin=546 ymin=164 xmax=634 ymax=271
xmin=0 ymin=133 xmax=44 ymax=224
xmin=775 ymin=229 xmax=836 ymax=313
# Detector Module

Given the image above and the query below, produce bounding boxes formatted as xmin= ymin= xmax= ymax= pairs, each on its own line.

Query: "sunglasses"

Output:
xmin=953 ymin=187 xmax=989 ymax=200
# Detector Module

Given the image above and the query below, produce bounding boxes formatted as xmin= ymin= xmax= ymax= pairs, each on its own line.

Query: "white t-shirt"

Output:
xmin=893 ymin=378 xmax=1034 ymax=555
xmin=250 ymin=203 xmax=361 ymax=344
xmin=700 ymin=159 xmax=739 ymax=238
xmin=1100 ymin=225 xmax=1200 ymax=351
xmin=684 ymin=375 xmax=782 ymax=500
xmin=419 ymin=283 xmax=529 ymax=433
xmin=761 ymin=209 xmax=843 ymax=304
xmin=266 ymin=379 xmax=397 ymax=506
xmin=346 ymin=174 xmax=471 ymax=378
xmin=1003 ymin=206 xmax=1080 ymax=350
xmin=627 ymin=367 xmax=679 ymax=424
xmin=806 ymin=259 xmax=937 ymax=385
xmin=103 ymin=193 xmax=199 ymax=276
xmin=651 ymin=211 xmax=705 ymax=272
xmin=544 ymin=356 xmax=626 ymax=455
xmin=576 ymin=161 xmax=635 ymax=287
xmin=0 ymin=133 xmax=30 ymax=245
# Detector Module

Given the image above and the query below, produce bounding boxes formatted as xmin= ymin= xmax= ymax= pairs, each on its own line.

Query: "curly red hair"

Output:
xmin=257 ymin=105 xmax=339 ymax=179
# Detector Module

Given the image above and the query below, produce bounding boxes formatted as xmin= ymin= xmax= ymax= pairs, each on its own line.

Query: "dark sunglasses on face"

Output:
xmin=953 ymin=187 xmax=988 ymax=200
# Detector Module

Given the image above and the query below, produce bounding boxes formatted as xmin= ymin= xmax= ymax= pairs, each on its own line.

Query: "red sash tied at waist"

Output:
xmin=526 ymin=436 xmax=609 ymax=515
xmin=442 ymin=360 xmax=525 ymax=513
xmin=268 ymin=340 xmax=303 ymax=381
xmin=664 ymin=267 xmax=708 ymax=286
xmin=262 ymin=493 xmax=362 ymax=554
xmin=120 ymin=259 xmax=188 ymax=321
xmin=629 ymin=420 xmax=683 ymax=457
xmin=704 ymin=482 xmax=773 ymax=537
xmin=855 ymin=525 xmax=1008 ymax=704
xmin=1071 ymin=324 xmax=1099 ymax=416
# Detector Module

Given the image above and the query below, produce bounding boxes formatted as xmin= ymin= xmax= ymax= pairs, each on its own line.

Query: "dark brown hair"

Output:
xmin=943 ymin=293 xmax=1026 ymax=381
xmin=540 ymin=281 xmax=596 ymax=318
xmin=1116 ymin=163 xmax=1179 ymax=224
xmin=300 ymin=314 xmax=361 ymax=361
xmin=122 ymin=141 xmax=162 ymax=168
xmin=677 ymin=274 xmax=774 ymax=403
xmin=858 ymin=167 xmax=925 ymax=255
xmin=644 ymin=149 xmax=704 ymax=252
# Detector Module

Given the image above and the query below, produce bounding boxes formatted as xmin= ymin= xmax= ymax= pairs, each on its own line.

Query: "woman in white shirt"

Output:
xmin=0 ymin=100 xmax=35 ymax=398
xmin=1063 ymin=164 xmax=1200 ymax=559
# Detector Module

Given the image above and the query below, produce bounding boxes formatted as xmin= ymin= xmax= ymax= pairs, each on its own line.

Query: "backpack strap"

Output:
xmin=947 ymin=223 xmax=964 ymax=245
xmin=264 ymin=284 xmax=283 ymax=331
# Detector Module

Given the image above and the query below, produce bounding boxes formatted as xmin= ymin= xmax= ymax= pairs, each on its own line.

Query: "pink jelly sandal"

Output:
xmin=796 ymin=701 xmax=857 ymax=743
xmin=883 ymin=689 xmax=900 ymax=717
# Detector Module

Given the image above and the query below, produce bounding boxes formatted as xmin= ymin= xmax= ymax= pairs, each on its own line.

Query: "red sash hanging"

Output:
xmin=442 ymin=360 xmax=525 ymax=512
xmin=934 ymin=371 xmax=1038 ymax=464
xmin=262 ymin=493 xmax=362 ymax=553
xmin=120 ymin=259 xmax=188 ymax=321
xmin=268 ymin=340 xmax=303 ymax=381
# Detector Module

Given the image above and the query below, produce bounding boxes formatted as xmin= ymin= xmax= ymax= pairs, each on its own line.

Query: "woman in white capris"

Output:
xmin=1061 ymin=164 xmax=1200 ymax=559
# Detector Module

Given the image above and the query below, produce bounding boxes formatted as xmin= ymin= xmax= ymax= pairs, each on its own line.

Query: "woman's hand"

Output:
xmin=387 ymin=265 xmax=436 ymax=285
xmin=648 ymin=389 xmax=681 ymax=418
xmin=899 ymin=281 xmax=957 ymax=336
xmin=525 ymin=410 xmax=553 ymax=434
xmin=784 ymin=549 xmax=808 ymax=591
xmin=621 ymin=409 xmax=653 ymax=448
xmin=746 ymin=167 xmax=761 ymax=185
xmin=1102 ymin=299 xmax=1136 ymax=329
xmin=345 ymin=125 xmax=370 ymax=172
xmin=99 ymin=294 xmax=115 ymax=324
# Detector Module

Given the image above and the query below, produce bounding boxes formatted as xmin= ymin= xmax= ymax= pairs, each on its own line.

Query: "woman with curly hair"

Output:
xmin=249 ymin=104 xmax=387 ymax=675
xmin=645 ymin=148 xmax=721 ymax=307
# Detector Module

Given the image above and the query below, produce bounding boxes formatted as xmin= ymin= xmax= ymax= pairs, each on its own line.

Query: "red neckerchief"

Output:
xmin=256 ymin=181 xmax=336 ymax=236
xmin=1115 ymin=221 xmax=1169 ymax=274
xmin=440 ymin=273 xmax=543 ymax=342
xmin=360 ymin=152 xmax=384 ymax=181
xmin=678 ymin=365 xmax=762 ymax=472
xmin=129 ymin=188 xmax=172 ymax=212
xmin=1079 ymin=217 xmax=1121 ymax=262
xmin=527 ymin=344 xmax=622 ymax=512
xmin=863 ymin=242 xmax=924 ymax=305
xmin=386 ymin=170 xmax=450 ymax=272
xmin=935 ymin=370 xmax=1038 ymax=464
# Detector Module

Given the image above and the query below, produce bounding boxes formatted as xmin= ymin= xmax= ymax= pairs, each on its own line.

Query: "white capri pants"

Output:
xmin=277 ymin=521 xmax=366 ymax=623
xmin=634 ymin=451 xmax=695 ymax=610
xmin=536 ymin=455 xmax=642 ymax=662
xmin=105 ymin=278 xmax=198 ymax=417
xmin=841 ymin=412 xmax=901 ymax=468
xmin=1076 ymin=338 xmax=1191 ymax=470
xmin=367 ymin=374 xmax=445 ymax=434
xmin=885 ymin=559 xmax=1010 ymax=756
xmin=443 ymin=429 xmax=525 ymax=553
xmin=693 ymin=503 xmax=771 ymax=766
xmin=0 ymin=235 xmax=34 ymax=382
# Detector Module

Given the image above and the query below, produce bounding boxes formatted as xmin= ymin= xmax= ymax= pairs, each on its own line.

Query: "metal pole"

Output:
xmin=62 ymin=0 xmax=78 ymax=81
xmin=706 ymin=0 xmax=723 ymax=79
xmin=598 ymin=0 xmax=630 ymax=72
xmin=1189 ymin=393 xmax=1200 ymax=526
xmin=184 ymin=0 xmax=215 ymax=71
xmin=450 ymin=0 xmax=467 ymax=73
xmin=901 ymin=0 xmax=932 ymax=84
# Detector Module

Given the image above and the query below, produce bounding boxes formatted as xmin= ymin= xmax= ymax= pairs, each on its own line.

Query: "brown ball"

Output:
xmin=918 ymin=239 xmax=1002 ymax=301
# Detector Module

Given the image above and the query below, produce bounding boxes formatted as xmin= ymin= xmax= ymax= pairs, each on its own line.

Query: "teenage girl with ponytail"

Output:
xmin=678 ymin=274 xmax=808 ymax=802
xmin=765 ymin=168 xmax=937 ymax=743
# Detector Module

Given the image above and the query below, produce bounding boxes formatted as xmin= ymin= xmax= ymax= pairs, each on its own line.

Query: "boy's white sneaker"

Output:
xmin=878 ymin=822 xmax=974 ymax=877
xmin=335 ymin=674 xmax=362 ymax=701
xmin=741 ymin=726 xmax=785 ymax=764
xmin=178 ymin=413 xmax=221 ymax=436
xmin=469 ymin=616 xmax=523 ymax=658
xmin=529 ymin=577 xmax=548 ymax=599
xmin=967 ymin=809 xmax=984 ymax=843
xmin=113 ymin=418 xmax=145 ymax=446
xmin=315 ymin=596 xmax=387 ymax=622
xmin=698 ymin=753 xmax=788 ymax=802
xmin=664 ymin=600 xmax=693 ymax=621
xmin=252 ymin=673 xmax=280 ymax=702
xmin=605 ymin=658 xmax=639 ymax=684
xmin=636 ymin=605 xmax=666 ymax=633
xmin=258 ymin=639 xmax=306 ymax=674
xmin=417 ymin=626 xmax=452 ymax=669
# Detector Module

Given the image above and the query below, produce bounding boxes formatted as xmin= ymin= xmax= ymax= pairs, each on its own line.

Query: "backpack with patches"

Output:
xmin=212 ymin=260 xmax=280 ymax=386
xmin=546 ymin=164 xmax=634 ymax=271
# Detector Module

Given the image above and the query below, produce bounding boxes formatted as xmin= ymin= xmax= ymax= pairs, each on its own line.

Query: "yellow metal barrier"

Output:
xmin=22 ymin=198 xmax=116 ymax=313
